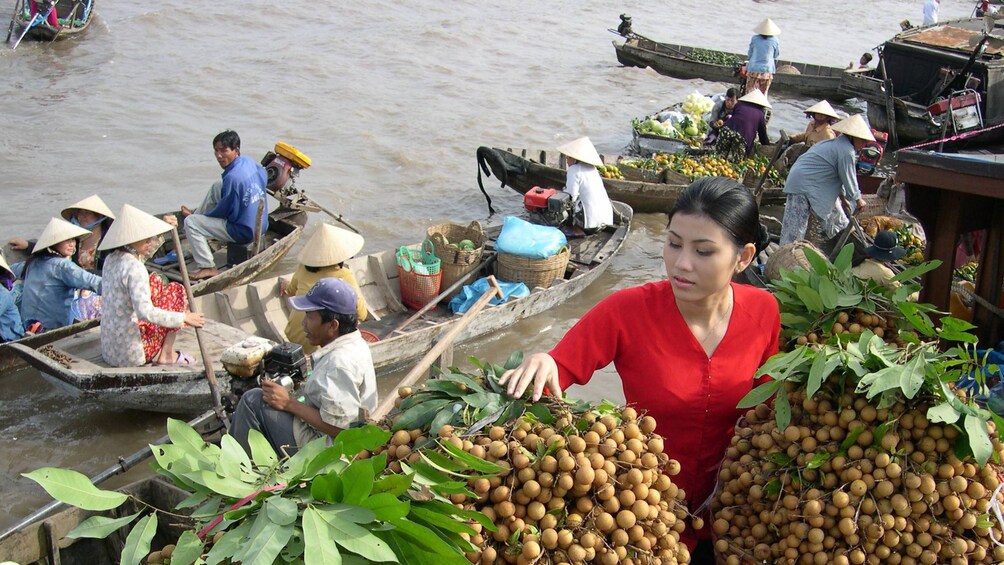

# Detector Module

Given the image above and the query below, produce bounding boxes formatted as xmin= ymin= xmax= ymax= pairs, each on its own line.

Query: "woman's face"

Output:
xmin=663 ymin=213 xmax=754 ymax=302
xmin=54 ymin=239 xmax=76 ymax=257
xmin=132 ymin=237 xmax=157 ymax=257
xmin=74 ymin=210 xmax=102 ymax=227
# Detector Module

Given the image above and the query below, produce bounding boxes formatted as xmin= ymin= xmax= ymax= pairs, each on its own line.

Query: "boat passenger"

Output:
xmin=15 ymin=218 xmax=101 ymax=332
xmin=98 ymin=205 xmax=204 ymax=367
xmin=499 ymin=177 xmax=779 ymax=563
xmin=231 ymin=278 xmax=378 ymax=457
xmin=282 ymin=223 xmax=368 ymax=354
xmin=848 ymin=52 xmax=873 ymax=69
xmin=708 ymin=88 xmax=738 ymax=130
xmin=557 ymin=137 xmax=614 ymax=233
xmin=28 ymin=0 xmax=59 ymax=28
xmin=851 ymin=230 xmax=906 ymax=290
xmin=720 ymin=89 xmax=771 ymax=157
xmin=923 ymin=0 xmax=940 ymax=25
xmin=776 ymin=100 xmax=840 ymax=175
xmin=179 ymin=130 xmax=269 ymax=281
xmin=779 ymin=114 xmax=875 ymax=246
xmin=8 ymin=194 xmax=116 ymax=272
xmin=0 ymin=253 xmax=24 ymax=343
xmin=745 ymin=18 xmax=780 ymax=95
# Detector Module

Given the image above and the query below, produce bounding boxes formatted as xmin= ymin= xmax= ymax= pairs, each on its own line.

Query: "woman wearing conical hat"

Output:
xmin=556 ymin=137 xmax=614 ymax=233
xmin=776 ymin=100 xmax=841 ymax=175
xmin=745 ymin=18 xmax=781 ymax=95
xmin=0 ymin=252 xmax=24 ymax=343
xmin=720 ymin=89 xmax=772 ymax=157
xmin=7 ymin=194 xmax=116 ymax=272
xmin=98 ymin=205 xmax=205 ymax=367
xmin=282 ymin=223 xmax=367 ymax=354
xmin=15 ymin=218 xmax=102 ymax=332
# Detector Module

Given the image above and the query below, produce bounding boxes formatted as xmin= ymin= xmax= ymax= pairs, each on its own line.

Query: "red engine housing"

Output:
xmin=524 ymin=187 xmax=557 ymax=211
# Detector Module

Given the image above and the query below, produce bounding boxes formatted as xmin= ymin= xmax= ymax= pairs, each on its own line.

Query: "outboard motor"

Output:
xmin=260 ymin=142 xmax=312 ymax=209
xmin=523 ymin=186 xmax=573 ymax=227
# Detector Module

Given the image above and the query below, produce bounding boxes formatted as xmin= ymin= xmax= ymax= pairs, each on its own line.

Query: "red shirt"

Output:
xmin=550 ymin=281 xmax=779 ymax=546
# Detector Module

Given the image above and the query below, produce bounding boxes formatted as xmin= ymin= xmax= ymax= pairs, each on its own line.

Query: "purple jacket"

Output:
xmin=722 ymin=101 xmax=770 ymax=156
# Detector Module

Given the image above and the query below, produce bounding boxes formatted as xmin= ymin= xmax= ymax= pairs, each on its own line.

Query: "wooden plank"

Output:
xmin=247 ymin=285 xmax=285 ymax=343
xmin=214 ymin=292 xmax=240 ymax=327
xmin=369 ymin=255 xmax=407 ymax=314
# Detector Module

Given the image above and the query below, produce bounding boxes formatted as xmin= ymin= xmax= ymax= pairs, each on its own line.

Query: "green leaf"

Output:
xmin=736 ymin=380 xmax=780 ymax=409
xmin=766 ymin=453 xmax=791 ymax=466
xmin=439 ymin=439 xmax=507 ymax=474
xmin=360 ymin=492 xmax=410 ymax=521
xmin=796 ymin=285 xmax=825 ymax=314
xmin=890 ymin=260 xmax=942 ymax=283
xmin=422 ymin=450 xmax=469 ymax=474
xmin=428 ymin=402 xmax=462 ymax=437
xmin=205 ymin=521 xmax=251 ymax=565
xmin=410 ymin=505 xmax=477 ymax=536
xmin=805 ymin=452 xmax=831 ymax=469
xmin=22 ymin=468 xmax=128 ymax=511
xmin=372 ymin=473 xmax=413 ymax=497
xmin=265 ymin=496 xmax=299 ymax=526
xmin=764 ymin=478 xmax=782 ymax=498
xmin=281 ymin=437 xmax=328 ymax=481
xmin=218 ymin=434 xmax=253 ymax=479
xmin=318 ymin=507 xmax=397 ymax=562
xmin=247 ymin=429 xmax=279 ymax=469
xmin=899 ymin=354 xmax=927 ymax=399
xmin=323 ymin=503 xmax=377 ymax=524
xmin=186 ymin=469 xmax=257 ymax=499
xmin=857 ymin=366 xmax=905 ymax=399
xmin=526 ymin=403 xmax=556 ymax=425
xmin=392 ymin=399 xmax=453 ymax=432
xmin=806 ymin=351 xmax=840 ymax=399
xmin=817 ymin=278 xmax=839 ymax=310
xmin=167 ymin=417 xmax=209 ymax=453
xmin=311 ymin=471 xmax=343 ymax=503
xmin=774 ymin=392 xmax=791 ymax=431
xmin=120 ymin=514 xmax=158 ymax=565
xmin=504 ymin=351 xmax=524 ymax=370
xmin=303 ymin=507 xmax=342 ymax=565
xmin=965 ymin=414 xmax=994 ymax=466
xmin=832 ymin=244 xmax=854 ymax=272
xmin=340 ymin=459 xmax=376 ymax=505
xmin=167 ymin=530 xmax=204 ymax=565
xmin=66 ymin=511 xmax=141 ymax=539
xmin=802 ymin=246 xmax=832 ymax=276
xmin=235 ymin=514 xmax=294 ymax=565
xmin=840 ymin=425 xmax=866 ymax=454
xmin=897 ymin=302 xmax=936 ymax=337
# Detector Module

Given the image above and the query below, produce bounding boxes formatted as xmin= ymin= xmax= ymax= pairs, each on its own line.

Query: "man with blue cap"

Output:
xmin=230 ymin=277 xmax=377 ymax=456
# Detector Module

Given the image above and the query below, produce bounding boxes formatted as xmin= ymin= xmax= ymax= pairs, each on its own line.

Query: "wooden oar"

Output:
xmin=371 ymin=276 xmax=504 ymax=421
xmin=170 ymin=228 xmax=227 ymax=425
xmin=753 ymin=138 xmax=790 ymax=204
xmin=0 ymin=408 xmax=221 ymax=543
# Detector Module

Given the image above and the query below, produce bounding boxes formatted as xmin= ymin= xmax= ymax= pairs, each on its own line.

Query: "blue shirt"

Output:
xmin=783 ymin=136 xmax=861 ymax=219
xmin=16 ymin=255 xmax=102 ymax=331
xmin=203 ymin=155 xmax=269 ymax=243
xmin=747 ymin=35 xmax=780 ymax=73
xmin=0 ymin=286 xmax=23 ymax=342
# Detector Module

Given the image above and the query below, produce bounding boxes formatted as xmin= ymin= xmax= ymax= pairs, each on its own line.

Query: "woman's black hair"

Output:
xmin=305 ymin=262 xmax=345 ymax=274
xmin=667 ymin=177 xmax=770 ymax=255
xmin=318 ymin=309 xmax=358 ymax=336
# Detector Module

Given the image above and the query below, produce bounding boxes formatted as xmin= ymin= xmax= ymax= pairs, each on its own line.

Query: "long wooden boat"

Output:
xmin=478 ymin=146 xmax=789 ymax=213
xmin=0 ymin=207 xmax=306 ymax=375
xmin=7 ymin=203 xmax=632 ymax=413
xmin=838 ymin=18 xmax=1004 ymax=149
xmin=611 ymin=30 xmax=848 ymax=101
xmin=5 ymin=0 xmax=95 ymax=43
xmin=0 ymin=477 xmax=193 ymax=565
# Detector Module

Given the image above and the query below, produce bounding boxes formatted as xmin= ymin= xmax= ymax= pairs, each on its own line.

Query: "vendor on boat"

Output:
xmin=851 ymin=230 xmax=906 ymax=289
xmin=98 ymin=205 xmax=204 ymax=367
xmin=231 ymin=278 xmax=378 ymax=457
xmin=779 ymin=114 xmax=875 ymax=246
xmin=557 ymin=137 xmax=614 ymax=233
xmin=499 ymin=177 xmax=780 ymax=563
xmin=709 ymin=88 xmax=738 ymax=130
xmin=776 ymin=100 xmax=841 ymax=175
xmin=8 ymin=194 xmax=116 ymax=272
xmin=15 ymin=218 xmax=102 ymax=332
xmin=720 ymin=89 xmax=771 ymax=157
xmin=179 ymin=130 xmax=269 ymax=282
xmin=0 ymin=253 xmax=24 ymax=343
xmin=281 ymin=223 xmax=368 ymax=354
xmin=745 ymin=18 xmax=780 ymax=95
xmin=28 ymin=0 xmax=59 ymax=28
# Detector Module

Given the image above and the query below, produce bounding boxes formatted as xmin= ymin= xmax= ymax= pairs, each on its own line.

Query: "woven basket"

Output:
xmin=497 ymin=247 xmax=570 ymax=289
xmin=427 ymin=222 xmax=486 ymax=300
xmin=397 ymin=265 xmax=442 ymax=311
xmin=763 ymin=241 xmax=822 ymax=282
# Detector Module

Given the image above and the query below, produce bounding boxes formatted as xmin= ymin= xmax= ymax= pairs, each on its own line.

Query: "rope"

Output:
xmin=895 ymin=120 xmax=1004 ymax=152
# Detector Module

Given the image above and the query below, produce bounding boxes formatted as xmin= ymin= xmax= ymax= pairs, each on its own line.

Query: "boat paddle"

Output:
xmin=371 ymin=276 xmax=504 ymax=421
xmin=170 ymin=228 xmax=228 ymax=427
xmin=0 ymin=408 xmax=222 ymax=543
xmin=306 ymin=198 xmax=362 ymax=234
xmin=753 ymin=134 xmax=790 ymax=205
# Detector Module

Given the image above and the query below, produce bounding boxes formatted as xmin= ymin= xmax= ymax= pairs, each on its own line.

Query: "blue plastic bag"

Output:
xmin=957 ymin=349 xmax=1004 ymax=415
xmin=495 ymin=216 xmax=567 ymax=259
xmin=448 ymin=277 xmax=530 ymax=314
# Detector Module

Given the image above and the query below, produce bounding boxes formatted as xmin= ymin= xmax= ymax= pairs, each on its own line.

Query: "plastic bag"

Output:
xmin=495 ymin=216 xmax=568 ymax=259
xmin=448 ymin=277 xmax=530 ymax=314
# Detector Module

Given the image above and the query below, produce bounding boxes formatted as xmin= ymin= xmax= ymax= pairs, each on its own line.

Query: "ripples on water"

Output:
xmin=0 ymin=0 xmax=974 ymax=529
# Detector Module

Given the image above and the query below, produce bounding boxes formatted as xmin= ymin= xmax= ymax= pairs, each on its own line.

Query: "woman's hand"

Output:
xmin=261 ymin=379 xmax=292 ymax=411
xmin=8 ymin=238 xmax=28 ymax=251
xmin=184 ymin=311 xmax=205 ymax=328
xmin=278 ymin=278 xmax=291 ymax=296
xmin=498 ymin=352 xmax=562 ymax=402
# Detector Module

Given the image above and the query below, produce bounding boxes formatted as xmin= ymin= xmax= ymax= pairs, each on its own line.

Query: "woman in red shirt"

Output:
xmin=500 ymin=177 xmax=780 ymax=563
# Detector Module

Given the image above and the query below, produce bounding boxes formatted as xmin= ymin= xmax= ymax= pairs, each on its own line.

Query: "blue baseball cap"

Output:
xmin=288 ymin=278 xmax=357 ymax=315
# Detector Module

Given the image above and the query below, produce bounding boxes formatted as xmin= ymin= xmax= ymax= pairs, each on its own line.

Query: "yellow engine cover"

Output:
xmin=274 ymin=142 xmax=312 ymax=169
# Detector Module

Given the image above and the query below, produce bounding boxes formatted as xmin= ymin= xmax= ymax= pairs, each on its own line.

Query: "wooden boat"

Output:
xmin=611 ymin=29 xmax=848 ymax=101
xmin=0 ymin=477 xmax=193 ymax=565
xmin=5 ymin=0 xmax=95 ymax=43
xmin=0 ymin=206 xmax=307 ymax=375
xmin=6 ymin=204 xmax=632 ymax=413
xmin=838 ymin=18 xmax=1004 ymax=149
xmin=478 ymin=146 xmax=789 ymax=213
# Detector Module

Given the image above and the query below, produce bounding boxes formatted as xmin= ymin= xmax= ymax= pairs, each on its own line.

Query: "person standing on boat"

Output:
xmin=281 ymin=223 xmax=368 ymax=354
xmin=779 ymin=114 xmax=875 ymax=246
xmin=28 ymin=0 xmax=59 ymax=28
xmin=98 ymin=205 xmax=204 ymax=367
xmin=8 ymin=194 xmax=116 ymax=272
xmin=923 ymin=0 xmax=940 ymax=25
xmin=0 ymin=253 xmax=25 ymax=343
xmin=231 ymin=278 xmax=377 ymax=457
xmin=720 ymin=89 xmax=771 ymax=157
xmin=499 ymin=177 xmax=779 ymax=563
xmin=557 ymin=137 xmax=614 ymax=233
xmin=775 ymin=100 xmax=841 ymax=175
xmin=14 ymin=218 xmax=102 ymax=332
xmin=745 ymin=18 xmax=780 ymax=95
xmin=179 ymin=130 xmax=269 ymax=281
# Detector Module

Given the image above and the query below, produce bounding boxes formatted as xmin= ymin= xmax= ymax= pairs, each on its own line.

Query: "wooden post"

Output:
xmin=431 ymin=334 xmax=454 ymax=378
xmin=252 ymin=198 xmax=266 ymax=256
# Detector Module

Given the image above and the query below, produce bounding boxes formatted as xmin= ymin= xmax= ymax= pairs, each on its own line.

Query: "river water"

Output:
xmin=0 ymin=0 xmax=975 ymax=531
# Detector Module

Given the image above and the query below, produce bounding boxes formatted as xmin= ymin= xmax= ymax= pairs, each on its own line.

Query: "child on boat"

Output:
xmin=281 ymin=224 xmax=367 ymax=354
xmin=0 ymin=252 xmax=24 ymax=343
xmin=15 ymin=218 xmax=102 ymax=332
xmin=98 ymin=205 xmax=204 ymax=367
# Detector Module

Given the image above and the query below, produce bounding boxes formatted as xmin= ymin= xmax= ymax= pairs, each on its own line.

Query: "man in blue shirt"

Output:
xmin=182 ymin=131 xmax=269 ymax=280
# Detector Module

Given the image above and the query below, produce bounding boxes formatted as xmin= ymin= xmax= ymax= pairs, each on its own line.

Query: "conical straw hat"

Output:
xmin=98 ymin=204 xmax=174 ymax=251
xmin=297 ymin=223 xmax=365 ymax=267
xmin=739 ymin=88 xmax=772 ymax=109
xmin=754 ymin=18 xmax=781 ymax=36
xmin=33 ymin=218 xmax=91 ymax=254
xmin=557 ymin=137 xmax=603 ymax=167
xmin=0 ymin=252 xmax=11 ymax=277
xmin=832 ymin=114 xmax=876 ymax=142
xmin=803 ymin=100 xmax=840 ymax=120
xmin=60 ymin=194 xmax=116 ymax=222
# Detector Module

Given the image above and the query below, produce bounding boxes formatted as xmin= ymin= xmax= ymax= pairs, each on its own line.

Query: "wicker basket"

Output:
xmin=397 ymin=265 xmax=441 ymax=311
xmin=763 ymin=241 xmax=823 ymax=282
xmin=497 ymin=247 xmax=570 ymax=289
xmin=427 ymin=222 xmax=486 ymax=300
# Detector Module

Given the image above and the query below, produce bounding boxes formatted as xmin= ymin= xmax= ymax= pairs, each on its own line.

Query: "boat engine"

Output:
xmin=523 ymin=186 xmax=573 ymax=227
xmin=260 ymin=142 xmax=313 ymax=209
xmin=221 ymin=339 xmax=308 ymax=405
